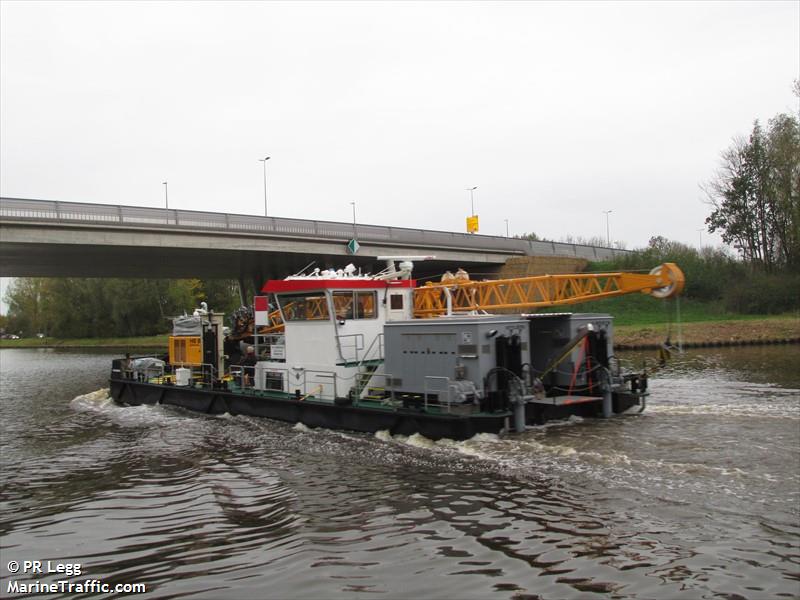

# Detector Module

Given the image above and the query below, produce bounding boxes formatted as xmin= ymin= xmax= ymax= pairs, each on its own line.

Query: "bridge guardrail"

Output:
xmin=0 ymin=197 xmax=626 ymax=260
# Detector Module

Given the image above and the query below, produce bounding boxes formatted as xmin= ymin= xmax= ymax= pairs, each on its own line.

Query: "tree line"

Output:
xmin=2 ymin=278 xmax=241 ymax=338
xmin=513 ymin=232 xmax=627 ymax=250
xmin=593 ymin=236 xmax=799 ymax=315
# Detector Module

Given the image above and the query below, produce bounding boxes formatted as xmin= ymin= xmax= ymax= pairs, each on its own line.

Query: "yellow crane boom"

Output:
xmin=412 ymin=263 xmax=685 ymax=317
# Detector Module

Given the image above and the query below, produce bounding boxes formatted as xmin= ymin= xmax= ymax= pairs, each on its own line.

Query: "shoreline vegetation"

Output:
xmin=2 ymin=315 xmax=797 ymax=351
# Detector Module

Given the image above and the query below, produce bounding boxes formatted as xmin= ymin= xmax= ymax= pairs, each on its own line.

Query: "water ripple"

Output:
xmin=1 ymin=347 xmax=799 ymax=599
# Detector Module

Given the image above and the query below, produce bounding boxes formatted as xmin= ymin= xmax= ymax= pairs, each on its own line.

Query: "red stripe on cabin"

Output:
xmin=254 ymin=296 xmax=269 ymax=311
xmin=262 ymin=279 xmax=416 ymax=293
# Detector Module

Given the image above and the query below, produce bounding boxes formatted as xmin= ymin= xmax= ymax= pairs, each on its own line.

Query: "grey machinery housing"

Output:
xmin=383 ymin=313 xmax=615 ymax=413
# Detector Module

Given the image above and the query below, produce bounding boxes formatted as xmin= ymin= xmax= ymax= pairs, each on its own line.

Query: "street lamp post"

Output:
xmin=697 ymin=228 xmax=704 ymax=248
xmin=350 ymin=202 xmax=357 ymax=239
xmin=466 ymin=186 xmax=477 ymax=215
xmin=259 ymin=156 xmax=271 ymax=216
xmin=162 ymin=181 xmax=168 ymax=209
xmin=504 ymin=219 xmax=509 ymax=237
xmin=603 ymin=210 xmax=613 ymax=246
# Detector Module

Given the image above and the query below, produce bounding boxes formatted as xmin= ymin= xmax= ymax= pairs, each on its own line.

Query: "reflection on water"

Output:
xmin=1 ymin=346 xmax=799 ymax=599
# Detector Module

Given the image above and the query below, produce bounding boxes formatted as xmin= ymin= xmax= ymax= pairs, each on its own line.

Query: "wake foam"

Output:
xmin=69 ymin=388 xmax=113 ymax=411
xmin=69 ymin=388 xmax=176 ymax=427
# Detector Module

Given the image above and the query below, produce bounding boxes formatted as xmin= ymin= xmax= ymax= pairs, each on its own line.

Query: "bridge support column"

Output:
xmin=237 ymin=277 xmax=247 ymax=307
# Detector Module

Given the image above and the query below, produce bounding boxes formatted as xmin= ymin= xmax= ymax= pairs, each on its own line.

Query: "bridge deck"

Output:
xmin=1 ymin=197 xmax=623 ymax=259
xmin=1 ymin=197 xmax=627 ymax=279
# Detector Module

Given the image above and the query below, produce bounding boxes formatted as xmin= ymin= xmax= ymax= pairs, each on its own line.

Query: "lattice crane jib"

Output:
xmin=412 ymin=263 xmax=685 ymax=318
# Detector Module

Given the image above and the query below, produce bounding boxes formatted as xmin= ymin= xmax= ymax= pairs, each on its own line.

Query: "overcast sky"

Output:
xmin=1 ymin=1 xmax=798 ymax=254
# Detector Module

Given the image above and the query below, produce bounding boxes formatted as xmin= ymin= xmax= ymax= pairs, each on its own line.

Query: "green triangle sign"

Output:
xmin=347 ymin=238 xmax=360 ymax=254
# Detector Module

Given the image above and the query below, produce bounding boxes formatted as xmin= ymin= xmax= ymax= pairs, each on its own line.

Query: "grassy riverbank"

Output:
xmin=614 ymin=316 xmax=799 ymax=347
xmin=543 ymin=295 xmax=799 ymax=346
xmin=541 ymin=293 xmax=792 ymax=326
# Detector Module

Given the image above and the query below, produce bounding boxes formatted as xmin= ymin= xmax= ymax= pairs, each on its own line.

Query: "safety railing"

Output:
xmin=285 ymin=367 xmax=338 ymax=400
xmin=423 ymin=376 xmax=452 ymax=412
xmin=359 ymin=333 xmax=384 ymax=365
xmin=304 ymin=370 xmax=338 ymax=400
xmin=139 ymin=362 xmax=218 ymax=387
xmin=255 ymin=366 xmax=338 ymax=400
xmin=0 ymin=196 xmax=627 ymax=260
xmin=336 ymin=333 xmax=364 ymax=363
xmin=230 ymin=364 xmax=255 ymax=389
xmin=337 ymin=332 xmax=385 ymax=366
xmin=179 ymin=362 xmax=217 ymax=385
xmin=113 ymin=354 xmax=165 ymax=381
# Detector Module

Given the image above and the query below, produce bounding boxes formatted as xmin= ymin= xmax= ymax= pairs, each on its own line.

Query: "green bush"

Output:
xmin=590 ymin=237 xmax=799 ymax=316
xmin=723 ymin=272 xmax=800 ymax=314
xmin=590 ymin=238 xmax=744 ymax=303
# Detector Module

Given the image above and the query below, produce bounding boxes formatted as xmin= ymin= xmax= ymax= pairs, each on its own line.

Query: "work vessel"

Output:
xmin=110 ymin=259 xmax=685 ymax=440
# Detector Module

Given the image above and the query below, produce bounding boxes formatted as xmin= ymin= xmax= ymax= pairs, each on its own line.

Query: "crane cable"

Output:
xmin=659 ymin=296 xmax=685 ymax=365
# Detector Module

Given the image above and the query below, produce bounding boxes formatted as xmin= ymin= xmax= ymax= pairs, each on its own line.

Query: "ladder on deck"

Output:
xmin=352 ymin=334 xmax=385 ymax=401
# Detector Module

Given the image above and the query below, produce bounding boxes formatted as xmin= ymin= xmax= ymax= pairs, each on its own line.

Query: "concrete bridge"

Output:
xmin=0 ymin=197 xmax=625 ymax=286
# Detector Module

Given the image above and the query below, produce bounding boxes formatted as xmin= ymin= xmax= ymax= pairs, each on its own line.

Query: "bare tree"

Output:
xmin=704 ymin=112 xmax=800 ymax=272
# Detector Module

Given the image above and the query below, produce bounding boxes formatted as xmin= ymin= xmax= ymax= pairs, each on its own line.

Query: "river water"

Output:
xmin=1 ymin=346 xmax=798 ymax=599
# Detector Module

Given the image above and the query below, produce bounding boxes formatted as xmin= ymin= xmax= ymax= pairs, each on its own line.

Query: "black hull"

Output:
xmin=109 ymin=378 xmax=508 ymax=441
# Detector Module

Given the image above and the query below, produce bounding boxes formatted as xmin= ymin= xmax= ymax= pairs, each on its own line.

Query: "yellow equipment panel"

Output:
xmin=169 ymin=336 xmax=203 ymax=365
xmin=466 ymin=215 xmax=479 ymax=233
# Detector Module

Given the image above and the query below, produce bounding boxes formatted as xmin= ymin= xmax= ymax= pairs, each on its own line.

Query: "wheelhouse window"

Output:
xmin=356 ymin=291 xmax=376 ymax=318
xmin=333 ymin=291 xmax=377 ymax=320
xmin=333 ymin=291 xmax=354 ymax=320
xmin=277 ymin=292 xmax=330 ymax=321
